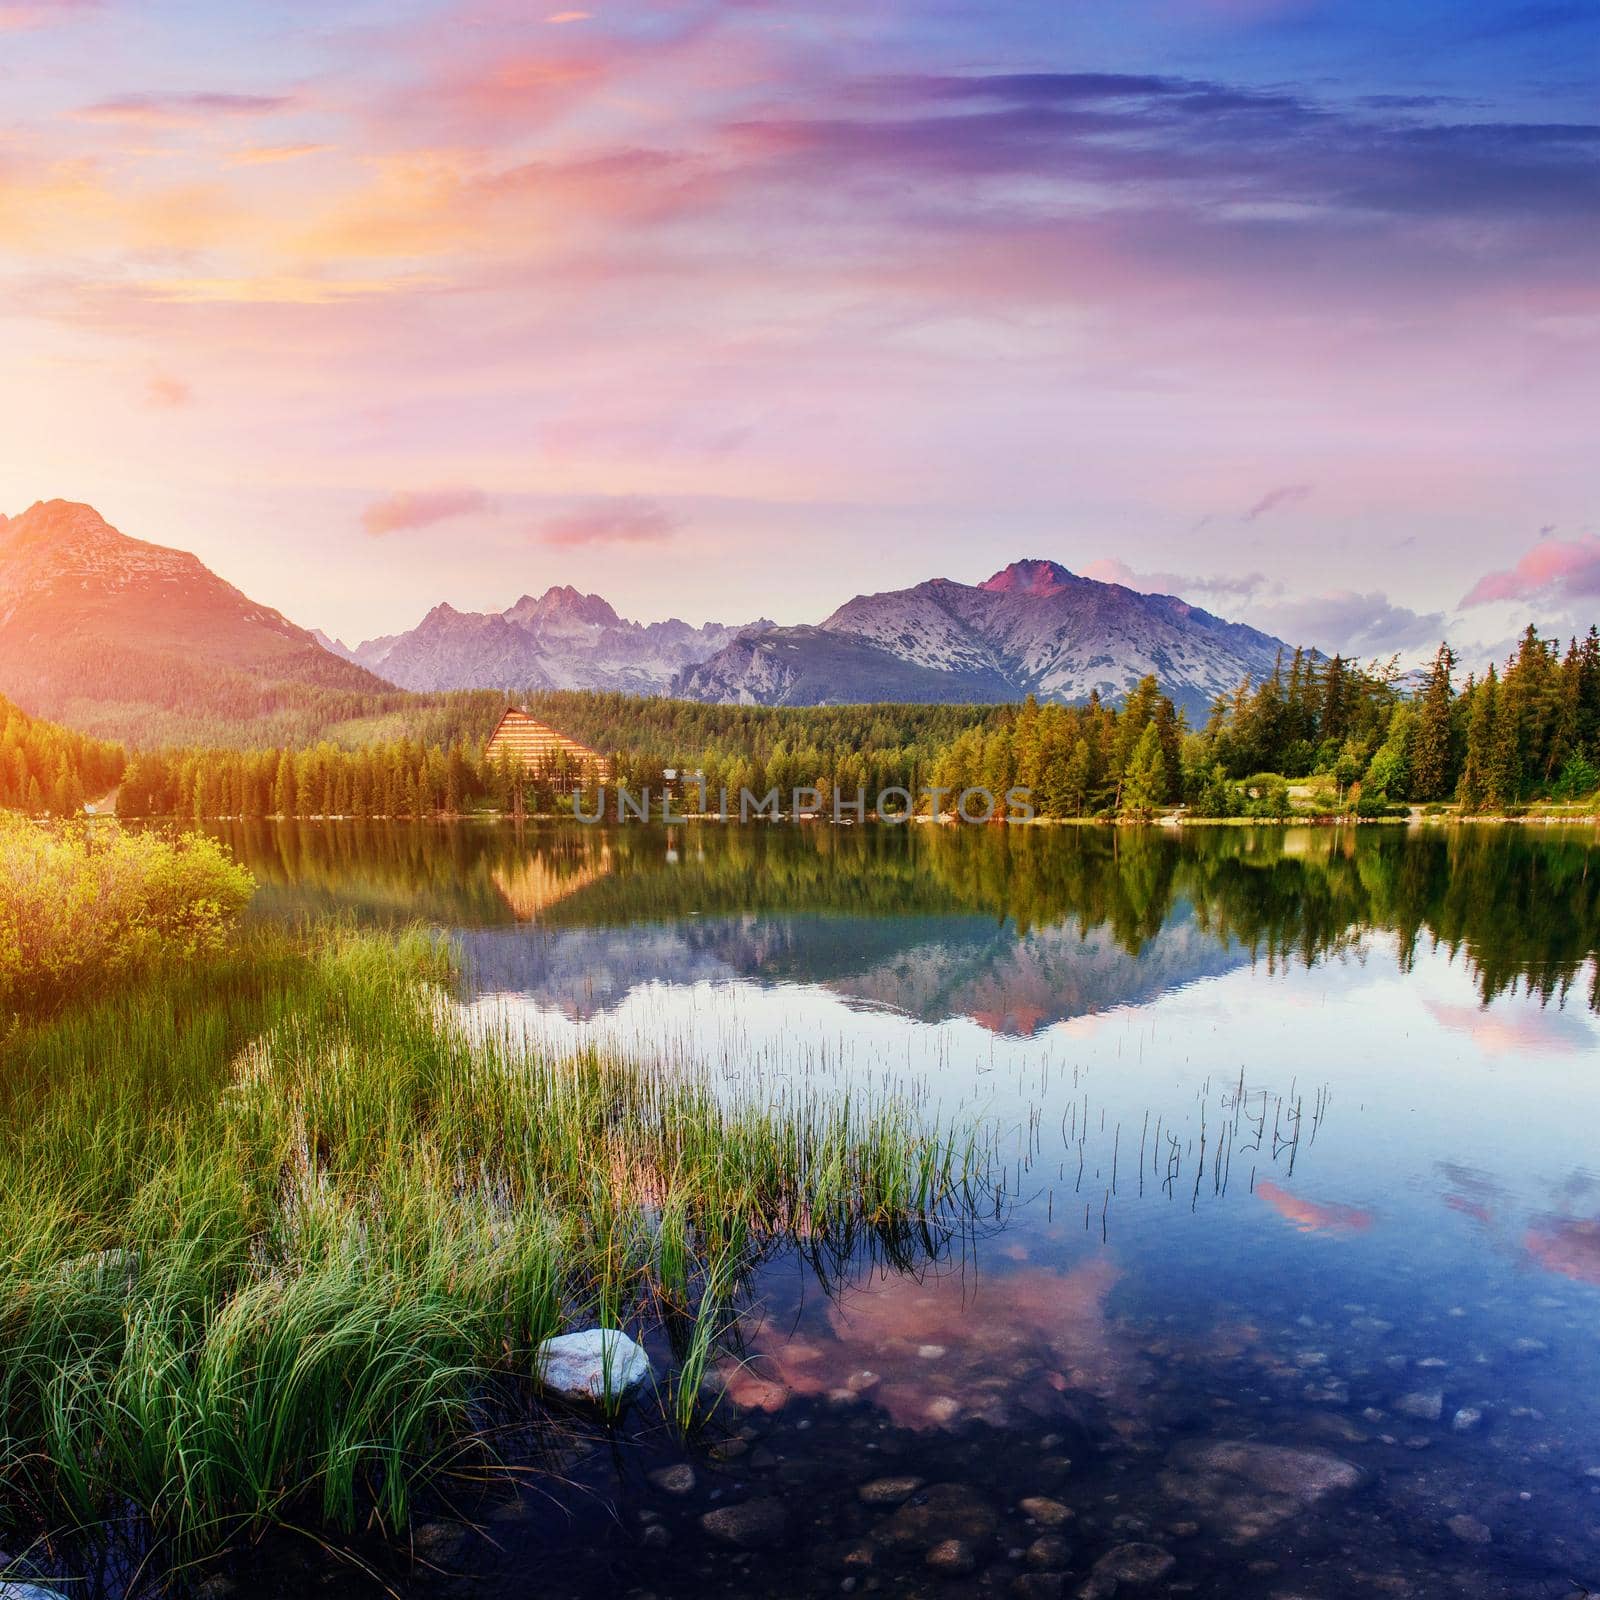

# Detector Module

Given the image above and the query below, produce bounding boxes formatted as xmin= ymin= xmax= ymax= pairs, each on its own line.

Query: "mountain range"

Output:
xmin=0 ymin=500 xmax=1298 ymax=740
xmin=318 ymin=591 xmax=770 ymax=696
xmin=673 ymin=559 xmax=1286 ymax=716
xmin=335 ymin=556 xmax=1289 ymax=716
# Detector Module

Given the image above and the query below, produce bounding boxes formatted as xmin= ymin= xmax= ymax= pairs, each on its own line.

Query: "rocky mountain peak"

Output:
xmin=979 ymin=559 xmax=1076 ymax=598
xmin=504 ymin=586 xmax=621 ymax=629
xmin=6 ymin=499 xmax=118 ymax=549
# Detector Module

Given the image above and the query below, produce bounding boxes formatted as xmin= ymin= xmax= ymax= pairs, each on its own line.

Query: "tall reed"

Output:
xmin=0 ymin=924 xmax=985 ymax=1561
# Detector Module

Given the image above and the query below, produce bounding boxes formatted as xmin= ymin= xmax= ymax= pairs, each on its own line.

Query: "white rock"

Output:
xmin=535 ymin=1329 xmax=652 ymax=1404
xmin=1 ymin=1585 xmax=73 ymax=1600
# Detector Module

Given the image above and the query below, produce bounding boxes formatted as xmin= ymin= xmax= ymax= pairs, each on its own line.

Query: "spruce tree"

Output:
xmin=1486 ymin=669 xmax=1523 ymax=810
xmin=1121 ymin=722 xmax=1166 ymax=819
xmin=1456 ymin=670 xmax=1492 ymax=812
xmin=1321 ymin=655 xmax=1348 ymax=745
xmin=1411 ymin=642 xmax=1455 ymax=800
xmin=272 ymin=751 xmax=294 ymax=817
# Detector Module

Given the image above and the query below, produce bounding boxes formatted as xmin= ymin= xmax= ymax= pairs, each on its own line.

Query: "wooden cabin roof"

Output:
xmin=485 ymin=708 xmax=612 ymax=778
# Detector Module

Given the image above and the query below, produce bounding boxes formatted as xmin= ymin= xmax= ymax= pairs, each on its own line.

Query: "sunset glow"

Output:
xmin=1 ymin=0 xmax=1594 ymax=653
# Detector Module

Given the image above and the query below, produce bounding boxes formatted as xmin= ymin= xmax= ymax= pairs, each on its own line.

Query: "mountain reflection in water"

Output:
xmin=166 ymin=817 xmax=1600 ymax=1600
xmin=206 ymin=819 xmax=1600 ymax=1026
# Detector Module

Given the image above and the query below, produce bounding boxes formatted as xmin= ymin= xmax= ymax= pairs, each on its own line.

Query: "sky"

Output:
xmin=1 ymin=0 xmax=1596 ymax=661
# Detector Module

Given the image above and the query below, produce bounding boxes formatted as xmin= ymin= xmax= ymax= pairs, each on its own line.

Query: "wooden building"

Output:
xmin=484 ymin=707 xmax=612 ymax=784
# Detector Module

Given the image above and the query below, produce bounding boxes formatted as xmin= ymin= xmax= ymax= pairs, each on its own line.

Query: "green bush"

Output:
xmin=1188 ymin=763 xmax=1241 ymax=818
xmin=1239 ymin=773 xmax=1292 ymax=819
xmin=1550 ymin=751 xmax=1599 ymax=804
xmin=0 ymin=819 xmax=255 ymax=1010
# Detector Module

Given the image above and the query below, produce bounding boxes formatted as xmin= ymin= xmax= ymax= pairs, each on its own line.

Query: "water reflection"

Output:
xmin=1256 ymin=1179 xmax=1373 ymax=1235
xmin=204 ymin=819 xmax=1600 ymax=1022
xmin=175 ymin=818 xmax=1600 ymax=1599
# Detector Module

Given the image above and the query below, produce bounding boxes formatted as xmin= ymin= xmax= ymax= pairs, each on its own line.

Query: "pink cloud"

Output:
xmin=539 ymin=497 xmax=679 ymax=547
xmin=1460 ymin=534 xmax=1600 ymax=608
xmin=0 ymin=0 xmax=96 ymax=29
xmin=1426 ymin=999 xmax=1595 ymax=1056
xmin=145 ymin=373 xmax=191 ymax=408
xmin=1256 ymin=1179 xmax=1373 ymax=1236
xmin=361 ymin=487 xmax=489 ymax=536
xmin=228 ymin=143 xmax=329 ymax=167
xmin=78 ymin=91 xmax=297 ymax=128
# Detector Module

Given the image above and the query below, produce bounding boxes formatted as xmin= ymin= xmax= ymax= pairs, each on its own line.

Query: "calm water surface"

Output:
xmin=203 ymin=821 xmax=1600 ymax=1600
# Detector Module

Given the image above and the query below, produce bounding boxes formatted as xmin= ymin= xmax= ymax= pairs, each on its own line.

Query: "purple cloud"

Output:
xmin=1460 ymin=534 xmax=1600 ymax=607
xmin=80 ymin=91 xmax=296 ymax=124
xmin=731 ymin=73 xmax=1600 ymax=239
xmin=362 ymin=488 xmax=489 ymax=537
xmin=539 ymin=498 xmax=679 ymax=548
xmin=1242 ymin=484 xmax=1313 ymax=522
xmin=1251 ymin=589 xmax=1447 ymax=656
xmin=1081 ymin=557 xmax=1268 ymax=603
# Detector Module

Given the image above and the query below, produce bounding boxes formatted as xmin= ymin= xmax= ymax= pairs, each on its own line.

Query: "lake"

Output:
xmin=201 ymin=819 xmax=1600 ymax=1599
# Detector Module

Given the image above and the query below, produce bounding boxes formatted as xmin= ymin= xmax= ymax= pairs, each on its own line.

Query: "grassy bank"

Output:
xmin=0 ymin=840 xmax=985 ymax=1565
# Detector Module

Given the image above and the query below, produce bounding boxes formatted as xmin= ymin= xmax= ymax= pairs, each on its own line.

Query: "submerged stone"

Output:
xmin=1395 ymin=1390 xmax=1444 ymax=1421
xmin=1169 ymin=1440 xmax=1365 ymax=1503
xmin=858 ymin=1475 xmax=924 ymax=1506
xmin=0 ymin=1587 xmax=73 ymax=1600
xmin=1026 ymin=1534 xmax=1071 ymax=1568
xmin=924 ymin=1537 xmax=978 ymax=1574
xmin=1079 ymin=1542 xmax=1176 ymax=1597
xmin=1159 ymin=1440 xmax=1365 ymax=1545
xmin=877 ymin=1483 xmax=998 ymax=1550
xmin=648 ymin=1463 xmax=696 ymax=1496
xmin=1013 ymin=1576 xmax=1066 ymax=1600
xmin=1020 ymin=1495 xmax=1074 ymax=1527
xmin=699 ymin=1498 xmax=789 ymax=1549
xmin=411 ymin=1520 xmax=466 ymax=1562
xmin=534 ymin=1328 xmax=652 ymax=1404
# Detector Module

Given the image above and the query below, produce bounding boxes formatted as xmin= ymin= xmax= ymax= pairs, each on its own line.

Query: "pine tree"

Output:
xmin=1321 ymin=655 xmax=1348 ymax=746
xmin=1579 ymin=626 xmax=1600 ymax=756
xmin=1544 ymin=639 xmax=1583 ymax=784
xmin=1456 ymin=670 xmax=1492 ymax=812
xmin=1486 ymin=668 xmax=1523 ymax=810
xmin=1063 ymin=738 xmax=1093 ymax=818
xmin=1121 ymin=723 xmax=1166 ymax=819
xmin=1411 ymin=642 xmax=1455 ymax=801
xmin=272 ymin=751 xmax=294 ymax=817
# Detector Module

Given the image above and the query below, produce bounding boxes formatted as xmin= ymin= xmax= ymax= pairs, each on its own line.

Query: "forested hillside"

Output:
xmin=941 ymin=628 xmax=1600 ymax=818
xmin=30 ymin=623 xmax=1600 ymax=821
xmin=0 ymin=696 xmax=124 ymax=814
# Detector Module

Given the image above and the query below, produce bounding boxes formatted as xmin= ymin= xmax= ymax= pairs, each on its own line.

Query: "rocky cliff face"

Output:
xmin=676 ymin=560 xmax=1289 ymax=714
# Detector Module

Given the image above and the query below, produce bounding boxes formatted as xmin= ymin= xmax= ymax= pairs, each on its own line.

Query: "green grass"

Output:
xmin=0 ymin=922 xmax=986 ymax=1564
